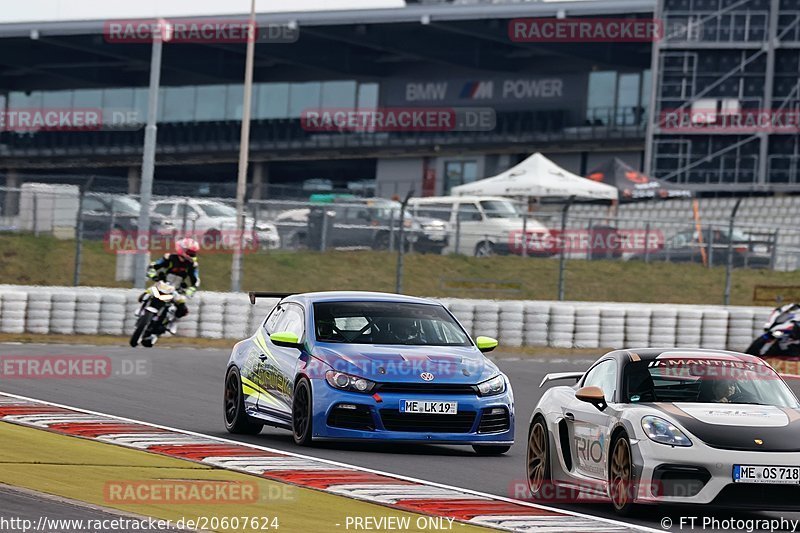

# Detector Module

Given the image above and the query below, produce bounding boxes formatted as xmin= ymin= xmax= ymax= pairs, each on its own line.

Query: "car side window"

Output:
xmin=457 ymin=203 xmax=483 ymax=221
xmin=275 ymin=304 xmax=305 ymax=338
xmin=264 ymin=305 xmax=284 ymax=334
xmin=153 ymin=203 xmax=174 ymax=216
xmin=82 ymin=197 xmax=107 ymax=212
xmin=582 ymin=360 xmax=618 ymax=401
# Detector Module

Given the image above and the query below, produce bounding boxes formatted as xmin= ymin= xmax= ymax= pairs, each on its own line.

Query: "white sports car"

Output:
xmin=527 ymin=348 xmax=800 ymax=514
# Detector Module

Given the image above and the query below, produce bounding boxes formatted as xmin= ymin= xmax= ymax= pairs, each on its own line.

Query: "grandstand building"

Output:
xmin=1 ymin=0 xmax=796 ymax=199
xmin=0 ymin=0 xmax=655 ymax=198
xmin=647 ymin=0 xmax=800 ymax=191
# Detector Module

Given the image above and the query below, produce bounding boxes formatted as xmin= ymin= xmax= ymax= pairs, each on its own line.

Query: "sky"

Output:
xmin=0 ymin=0 xmax=406 ymax=24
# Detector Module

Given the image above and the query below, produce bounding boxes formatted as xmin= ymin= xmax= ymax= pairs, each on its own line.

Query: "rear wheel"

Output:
xmin=474 ymin=241 xmax=494 ymax=257
xmin=373 ymin=232 xmax=391 ymax=250
xmin=292 ymin=377 xmax=314 ymax=446
xmin=224 ymin=366 xmax=263 ymax=435
xmin=527 ymin=417 xmax=550 ymax=498
xmin=472 ymin=445 xmax=511 ymax=455
xmin=609 ymin=432 xmax=635 ymax=515
xmin=129 ymin=311 xmax=153 ymax=347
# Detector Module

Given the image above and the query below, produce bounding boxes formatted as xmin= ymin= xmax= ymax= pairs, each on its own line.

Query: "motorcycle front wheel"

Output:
xmin=129 ymin=311 xmax=154 ymax=347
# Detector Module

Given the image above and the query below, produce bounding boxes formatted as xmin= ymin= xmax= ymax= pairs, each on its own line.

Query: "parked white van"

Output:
xmin=408 ymin=196 xmax=552 ymax=256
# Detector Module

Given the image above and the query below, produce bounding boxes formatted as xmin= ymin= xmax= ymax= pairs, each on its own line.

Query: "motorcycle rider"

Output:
xmin=145 ymin=237 xmax=201 ymax=334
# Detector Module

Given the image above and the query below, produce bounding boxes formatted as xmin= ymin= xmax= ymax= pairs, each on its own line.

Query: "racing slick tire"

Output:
xmin=473 ymin=445 xmax=511 ymax=456
xmin=292 ymin=377 xmax=314 ymax=446
xmin=129 ymin=311 xmax=153 ymax=347
xmin=224 ymin=366 xmax=263 ymax=435
xmin=609 ymin=431 xmax=635 ymax=516
xmin=526 ymin=416 xmax=551 ymax=499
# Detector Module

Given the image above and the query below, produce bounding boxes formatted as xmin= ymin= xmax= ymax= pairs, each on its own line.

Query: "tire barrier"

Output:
xmin=0 ymin=285 xmax=779 ymax=352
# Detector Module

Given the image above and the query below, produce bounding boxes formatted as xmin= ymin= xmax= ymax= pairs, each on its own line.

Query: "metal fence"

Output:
xmin=1 ymin=179 xmax=799 ymax=301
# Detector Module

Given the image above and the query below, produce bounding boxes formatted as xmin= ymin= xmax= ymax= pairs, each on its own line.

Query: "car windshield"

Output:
xmin=313 ymin=301 xmax=471 ymax=346
xmin=199 ymin=203 xmax=236 ymax=217
xmin=480 ymin=200 xmax=519 ymax=219
xmin=624 ymin=358 xmax=800 ymax=407
xmin=111 ymin=197 xmax=142 ymax=215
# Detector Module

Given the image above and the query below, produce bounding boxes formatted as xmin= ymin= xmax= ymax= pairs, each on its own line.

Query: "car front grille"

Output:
xmin=477 ymin=407 xmax=510 ymax=434
xmin=712 ymin=483 xmax=800 ymax=510
xmin=379 ymin=409 xmax=476 ymax=433
xmin=374 ymin=383 xmax=478 ymax=395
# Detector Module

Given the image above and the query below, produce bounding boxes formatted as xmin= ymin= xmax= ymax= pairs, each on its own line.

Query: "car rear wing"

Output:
xmin=539 ymin=371 xmax=584 ymax=388
xmin=248 ymin=292 xmax=294 ymax=304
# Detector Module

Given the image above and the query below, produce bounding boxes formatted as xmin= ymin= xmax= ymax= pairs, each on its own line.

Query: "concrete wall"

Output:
xmin=0 ymin=285 xmax=771 ymax=353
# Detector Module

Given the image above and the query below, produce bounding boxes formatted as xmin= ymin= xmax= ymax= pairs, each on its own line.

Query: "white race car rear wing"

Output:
xmin=539 ymin=371 xmax=584 ymax=388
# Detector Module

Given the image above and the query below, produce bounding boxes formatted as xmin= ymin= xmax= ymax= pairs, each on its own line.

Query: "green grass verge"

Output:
xmin=1 ymin=233 xmax=797 ymax=305
xmin=0 ymin=422 xmax=494 ymax=532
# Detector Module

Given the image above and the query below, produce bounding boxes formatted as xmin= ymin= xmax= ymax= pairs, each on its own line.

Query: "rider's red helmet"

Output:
xmin=176 ymin=237 xmax=200 ymax=259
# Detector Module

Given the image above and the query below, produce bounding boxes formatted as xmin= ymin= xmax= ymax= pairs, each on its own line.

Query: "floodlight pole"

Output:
xmin=134 ymin=24 xmax=165 ymax=288
xmin=231 ymin=0 xmax=257 ymax=293
xmin=395 ymin=189 xmax=415 ymax=294
xmin=723 ymin=199 xmax=742 ymax=306
xmin=557 ymin=195 xmax=576 ymax=301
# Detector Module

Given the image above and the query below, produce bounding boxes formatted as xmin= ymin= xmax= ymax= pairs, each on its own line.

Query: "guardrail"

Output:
xmin=0 ymin=285 xmax=774 ymax=352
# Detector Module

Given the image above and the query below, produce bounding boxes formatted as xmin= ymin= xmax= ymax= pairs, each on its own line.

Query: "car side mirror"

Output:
xmin=575 ymin=385 xmax=607 ymax=411
xmin=269 ymin=332 xmax=303 ymax=349
xmin=475 ymin=336 xmax=498 ymax=353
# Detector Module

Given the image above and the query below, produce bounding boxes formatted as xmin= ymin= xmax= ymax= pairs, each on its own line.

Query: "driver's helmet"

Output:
xmin=175 ymin=237 xmax=200 ymax=260
xmin=712 ymin=378 xmax=737 ymax=401
xmin=391 ymin=318 xmax=419 ymax=342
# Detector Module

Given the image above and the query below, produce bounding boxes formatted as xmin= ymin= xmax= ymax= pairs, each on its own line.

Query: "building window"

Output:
xmin=255 ymin=83 xmax=290 ymax=119
xmin=444 ymin=160 xmax=478 ymax=194
xmin=195 ymin=85 xmax=227 ymax=121
xmin=288 ymin=82 xmax=322 ymax=118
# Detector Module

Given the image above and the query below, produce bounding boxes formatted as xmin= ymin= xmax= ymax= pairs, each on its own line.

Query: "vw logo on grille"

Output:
xmin=420 ymin=372 xmax=435 ymax=381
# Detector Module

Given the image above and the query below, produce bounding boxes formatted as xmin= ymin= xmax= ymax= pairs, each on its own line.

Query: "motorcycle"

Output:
xmin=746 ymin=303 xmax=800 ymax=357
xmin=129 ymin=277 xmax=182 ymax=348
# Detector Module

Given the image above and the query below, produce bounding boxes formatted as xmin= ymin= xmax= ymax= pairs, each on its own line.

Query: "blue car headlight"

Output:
xmin=325 ymin=370 xmax=376 ymax=393
xmin=476 ymin=374 xmax=506 ymax=397
xmin=641 ymin=415 xmax=692 ymax=447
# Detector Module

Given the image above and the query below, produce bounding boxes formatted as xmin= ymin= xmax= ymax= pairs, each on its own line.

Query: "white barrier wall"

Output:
xmin=0 ymin=285 xmax=774 ymax=352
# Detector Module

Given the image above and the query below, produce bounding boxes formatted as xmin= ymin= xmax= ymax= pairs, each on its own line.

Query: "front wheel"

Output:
xmin=472 ymin=445 xmax=511 ymax=456
xmin=609 ymin=432 xmax=635 ymax=515
xmin=527 ymin=417 xmax=550 ymax=498
xmin=224 ymin=366 xmax=263 ymax=435
xmin=292 ymin=377 xmax=314 ymax=446
xmin=129 ymin=311 xmax=153 ymax=347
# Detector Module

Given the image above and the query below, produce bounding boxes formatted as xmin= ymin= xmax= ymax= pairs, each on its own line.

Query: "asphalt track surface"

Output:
xmin=1 ymin=343 xmax=800 ymax=533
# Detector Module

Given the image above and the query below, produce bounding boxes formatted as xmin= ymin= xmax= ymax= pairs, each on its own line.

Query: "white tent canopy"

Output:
xmin=451 ymin=153 xmax=618 ymax=201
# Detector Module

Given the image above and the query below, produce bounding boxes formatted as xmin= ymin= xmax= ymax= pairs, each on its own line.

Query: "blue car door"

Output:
xmin=255 ymin=302 xmax=306 ymax=420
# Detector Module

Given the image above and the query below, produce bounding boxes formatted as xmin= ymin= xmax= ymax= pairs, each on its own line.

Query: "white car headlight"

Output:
xmin=476 ymin=374 xmax=506 ymax=396
xmin=325 ymin=370 xmax=376 ymax=393
xmin=641 ymin=415 xmax=692 ymax=447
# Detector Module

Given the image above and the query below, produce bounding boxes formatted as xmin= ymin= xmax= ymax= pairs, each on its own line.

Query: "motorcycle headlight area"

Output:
xmin=325 ymin=370 xmax=376 ymax=393
xmin=641 ymin=415 xmax=692 ymax=447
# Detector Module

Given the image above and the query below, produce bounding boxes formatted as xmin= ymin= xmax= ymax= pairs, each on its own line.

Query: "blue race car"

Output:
xmin=224 ymin=291 xmax=514 ymax=454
